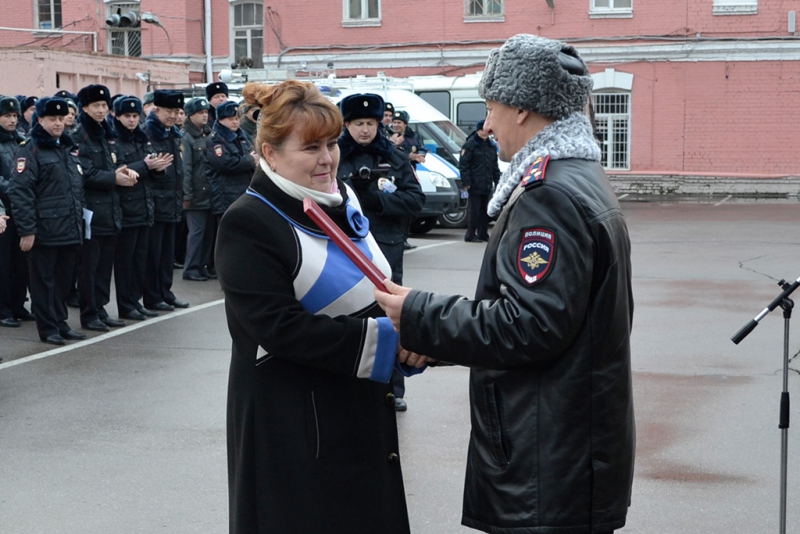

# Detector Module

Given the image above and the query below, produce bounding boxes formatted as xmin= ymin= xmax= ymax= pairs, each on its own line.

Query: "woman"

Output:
xmin=215 ymin=80 xmax=411 ymax=534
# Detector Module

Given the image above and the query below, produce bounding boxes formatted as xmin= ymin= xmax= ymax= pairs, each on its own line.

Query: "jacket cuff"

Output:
xmin=355 ymin=317 xmax=398 ymax=383
xmin=400 ymin=289 xmax=425 ymax=351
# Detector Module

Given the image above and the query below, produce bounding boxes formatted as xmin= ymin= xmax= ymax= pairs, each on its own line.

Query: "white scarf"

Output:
xmin=260 ymin=158 xmax=343 ymax=207
xmin=488 ymin=112 xmax=601 ymax=217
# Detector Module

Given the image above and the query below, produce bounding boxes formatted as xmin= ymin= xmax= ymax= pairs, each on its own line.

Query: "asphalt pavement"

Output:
xmin=1 ymin=196 xmax=799 ymax=533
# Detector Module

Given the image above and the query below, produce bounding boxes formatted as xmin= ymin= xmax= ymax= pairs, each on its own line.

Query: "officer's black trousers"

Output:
xmin=184 ymin=210 xmax=214 ymax=278
xmin=114 ymin=225 xmax=149 ymax=316
xmin=144 ymin=221 xmax=177 ymax=307
xmin=79 ymin=234 xmax=117 ymax=325
xmin=466 ymin=192 xmax=490 ymax=241
xmin=0 ymin=222 xmax=30 ymax=319
xmin=28 ymin=244 xmax=80 ymax=339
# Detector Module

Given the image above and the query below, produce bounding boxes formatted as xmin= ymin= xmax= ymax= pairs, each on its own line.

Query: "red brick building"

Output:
xmin=2 ymin=0 xmax=800 ymax=187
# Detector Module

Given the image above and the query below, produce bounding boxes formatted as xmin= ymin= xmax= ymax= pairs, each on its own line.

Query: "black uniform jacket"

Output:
xmin=71 ymin=112 xmax=122 ymax=236
xmin=8 ymin=124 xmax=85 ymax=246
xmin=0 ymin=126 xmax=26 ymax=217
xmin=400 ymin=159 xmax=635 ymax=534
xmin=114 ymin=118 xmax=155 ymax=228
xmin=216 ymin=168 xmax=410 ymax=534
xmin=338 ymin=130 xmax=424 ymax=246
xmin=459 ymin=132 xmax=501 ymax=195
xmin=143 ymin=111 xmax=184 ymax=224
xmin=181 ymin=119 xmax=212 ymax=211
xmin=205 ymin=122 xmax=254 ymax=215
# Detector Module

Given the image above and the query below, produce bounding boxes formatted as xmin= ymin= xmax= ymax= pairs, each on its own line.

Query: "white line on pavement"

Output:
xmin=617 ymin=193 xmax=629 ymax=200
xmin=714 ymin=195 xmax=733 ymax=206
xmin=404 ymin=241 xmax=458 ymax=254
xmin=0 ymin=299 xmax=225 ymax=371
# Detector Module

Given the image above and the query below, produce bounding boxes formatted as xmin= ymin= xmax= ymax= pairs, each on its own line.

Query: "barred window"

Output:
xmin=466 ymin=0 xmax=503 ymax=17
xmin=592 ymin=93 xmax=631 ymax=170
xmin=106 ymin=2 xmax=141 ymax=58
xmin=37 ymin=0 xmax=62 ymax=30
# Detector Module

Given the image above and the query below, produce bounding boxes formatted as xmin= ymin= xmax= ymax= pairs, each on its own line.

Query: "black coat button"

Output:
xmin=387 ymin=453 xmax=399 ymax=464
xmin=385 ymin=393 xmax=396 ymax=406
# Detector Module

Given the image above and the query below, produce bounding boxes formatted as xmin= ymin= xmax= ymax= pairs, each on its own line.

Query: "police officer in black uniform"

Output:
xmin=113 ymin=95 xmax=174 ymax=320
xmin=459 ymin=119 xmax=501 ymax=242
xmin=72 ymin=84 xmax=137 ymax=332
xmin=142 ymin=90 xmax=189 ymax=311
xmin=205 ymin=82 xmax=229 ymax=125
xmin=8 ymin=97 xmax=86 ymax=345
xmin=337 ymin=93 xmax=425 ymax=411
xmin=0 ymin=95 xmax=34 ymax=327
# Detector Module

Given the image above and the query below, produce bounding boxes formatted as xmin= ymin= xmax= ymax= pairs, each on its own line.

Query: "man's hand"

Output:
xmin=0 ymin=214 xmax=8 ymax=234
xmin=398 ymin=347 xmax=435 ymax=368
xmin=374 ymin=279 xmax=412 ymax=332
xmin=20 ymin=234 xmax=35 ymax=251
xmin=390 ymin=133 xmax=403 ymax=146
xmin=182 ymin=200 xmax=191 ymax=210
xmin=410 ymin=153 xmax=426 ymax=164
xmin=146 ymin=153 xmax=173 ymax=172
xmin=115 ymin=165 xmax=138 ymax=187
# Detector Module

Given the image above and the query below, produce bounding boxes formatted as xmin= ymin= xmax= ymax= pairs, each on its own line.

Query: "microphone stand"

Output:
xmin=732 ymin=276 xmax=800 ymax=534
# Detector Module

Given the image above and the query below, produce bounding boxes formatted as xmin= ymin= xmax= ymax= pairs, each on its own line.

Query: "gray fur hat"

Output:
xmin=479 ymin=34 xmax=592 ymax=120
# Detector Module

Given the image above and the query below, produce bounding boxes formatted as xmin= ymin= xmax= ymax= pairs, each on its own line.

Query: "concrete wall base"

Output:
xmin=608 ymin=174 xmax=800 ymax=197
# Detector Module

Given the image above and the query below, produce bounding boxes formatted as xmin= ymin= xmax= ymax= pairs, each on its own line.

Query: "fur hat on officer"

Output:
xmin=339 ymin=93 xmax=384 ymax=122
xmin=53 ymin=90 xmax=78 ymax=103
xmin=19 ymin=96 xmax=38 ymax=113
xmin=153 ymin=90 xmax=185 ymax=109
xmin=77 ymin=84 xmax=112 ymax=107
xmin=478 ymin=34 xmax=593 ymax=120
xmin=184 ymin=97 xmax=210 ymax=117
xmin=384 ymin=102 xmax=394 ymax=114
xmin=113 ymin=95 xmax=143 ymax=116
xmin=392 ymin=110 xmax=409 ymax=124
xmin=0 ymin=96 xmax=21 ymax=116
xmin=35 ymin=97 xmax=70 ymax=118
xmin=205 ymin=82 xmax=229 ymax=101
xmin=142 ymin=92 xmax=155 ymax=106
xmin=215 ymin=100 xmax=239 ymax=120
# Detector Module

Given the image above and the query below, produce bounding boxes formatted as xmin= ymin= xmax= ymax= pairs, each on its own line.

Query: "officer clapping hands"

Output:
xmin=114 ymin=165 xmax=138 ymax=187
xmin=144 ymin=152 xmax=174 ymax=172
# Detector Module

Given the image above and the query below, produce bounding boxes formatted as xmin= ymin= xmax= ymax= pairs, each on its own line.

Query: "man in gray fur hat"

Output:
xmin=375 ymin=34 xmax=634 ymax=534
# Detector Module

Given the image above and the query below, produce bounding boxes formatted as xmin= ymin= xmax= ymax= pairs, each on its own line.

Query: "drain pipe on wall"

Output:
xmin=204 ymin=0 xmax=213 ymax=82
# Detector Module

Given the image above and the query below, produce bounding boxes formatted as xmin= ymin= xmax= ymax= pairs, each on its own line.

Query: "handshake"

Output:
xmin=375 ymin=279 xmax=437 ymax=368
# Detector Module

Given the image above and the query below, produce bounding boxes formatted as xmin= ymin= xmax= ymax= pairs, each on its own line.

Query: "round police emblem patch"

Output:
xmin=517 ymin=227 xmax=555 ymax=285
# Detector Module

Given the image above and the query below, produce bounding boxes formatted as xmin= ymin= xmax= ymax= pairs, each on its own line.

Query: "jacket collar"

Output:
xmin=30 ymin=122 xmax=76 ymax=149
xmin=78 ymin=111 xmax=116 ymax=140
xmin=113 ymin=117 xmax=149 ymax=143
xmin=184 ymin=118 xmax=211 ymax=138
xmin=212 ymin=120 xmax=244 ymax=143
xmin=0 ymin=126 xmax=24 ymax=144
xmin=145 ymin=110 xmax=182 ymax=140
xmin=337 ymin=127 xmax=395 ymax=162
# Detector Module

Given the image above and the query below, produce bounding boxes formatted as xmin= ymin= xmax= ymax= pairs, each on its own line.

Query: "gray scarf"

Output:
xmin=488 ymin=112 xmax=601 ymax=217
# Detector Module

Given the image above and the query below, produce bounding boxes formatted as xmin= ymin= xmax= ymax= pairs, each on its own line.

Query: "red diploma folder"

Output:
xmin=303 ymin=197 xmax=388 ymax=292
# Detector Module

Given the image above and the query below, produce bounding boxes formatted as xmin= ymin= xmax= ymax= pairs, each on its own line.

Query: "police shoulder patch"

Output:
xmin=517 ymin=227 xmax=555 ymax=285
xmin=16 ymin=158 xmax=26 ymax=173
xmin=520 ymin=155 xmax=550 ymax=188
xmin=214 ymin=144 xmax=223 ymax=157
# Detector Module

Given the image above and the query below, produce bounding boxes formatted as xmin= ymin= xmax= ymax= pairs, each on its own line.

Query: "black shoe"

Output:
xmin=173 ymin=262 xmax=185 ymax=269
xmin=464 ymin=236 xmax=477 ymax=242
xmin=60 ymin=329 xmax=87 ymax=340
xmin=66 ymin=297 xmax=80 ymax=308
xmin=394 ymin=398 xmax=407 ymax=412
xmin=121 ymin=310 xmax=148 ymax=321
xmin=1 ymin=317 xmax=20 ymax=328
xmin=13 ymin=309 xmax=36 ymax=321
xmin=147 ymin=302 xmax=174 ymax=312
xmin=101 ymin=317 xmax=126 ymax=328
xmin=200 ymin=269 xmax=217 ymax=280
xmin=167 ymin=299 xmax=190 ymax=309
xmin=403 ymin=241 xmax=417 ymax=250
xmin=479 ymin=235 xmax=490 ymax=242
xmin=82 ymin=320 xmax=110 ymax=332
xmin=43 ymin=334 xmax=66 ymax=346
xmin=136 ymin=307 xmax=159 ymax=317
xmin=182 ymin=273 xmax=208 ymax=282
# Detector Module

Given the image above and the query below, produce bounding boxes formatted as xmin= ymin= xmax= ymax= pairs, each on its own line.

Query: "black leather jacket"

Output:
xmin=8 ymin=124 xmax=85 ymax=246
xmin=71 ymin=112 xmax=122 ymax=236
xmin=114 ymin=118 xmax=155 ymax=228
xmin=399 ymin=158 xmax=635 ymax=533
xmin=181 ymin=119 xmax=212 ymax=211
xmin=205 ymin=122 xmax=254 ymax=215
xmin=0 ymin=126 xmax=26 ymax=216
xmin=459 ymin=133 xmax=501 ymax=195
xmin=143 ymin=111 xmax=184 ymax=223
xmin=337 ymin=130 xmax=424 ymax=246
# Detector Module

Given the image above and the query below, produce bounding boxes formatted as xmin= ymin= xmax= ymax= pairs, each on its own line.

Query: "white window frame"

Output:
xmin=34 ymin=0 xmax=62 ymax=30
xmin=342 ymin=0 xmax=381 ymax=28
xmin=713 ymin=0 xmax=757 ymax=16
xmin=591 ymin=69 xmax=633 ymax=171
xmin=589 ymin=0 xmax=633 ymax=19
xmin=229 ymin=0 xmax=264 ymax=68
xmin=105 ymin=0 xmax=141 ymax=58
xmin=464 ymin=0 xmax=505 ymax=23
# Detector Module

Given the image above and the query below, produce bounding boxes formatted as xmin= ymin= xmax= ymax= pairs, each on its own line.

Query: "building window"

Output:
xmin=713 ymin=0 xmax=757 ymax=15
xmin=106 ymin=2 xmax=141 ymax=57
xmin=592 ymin=92 xmax=631 ymax=170
xmin=36 ymin=0 xmax=62 ymax=30
xmin=233 ymin=2 xmax=264 ymax=68
xmin=465 ymin=0 xmax=504 ymax=21
xmin=589 ymin=0 xmax=633 ymax=19
xmin=343 ymin=0 xmax=381 ymax=27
